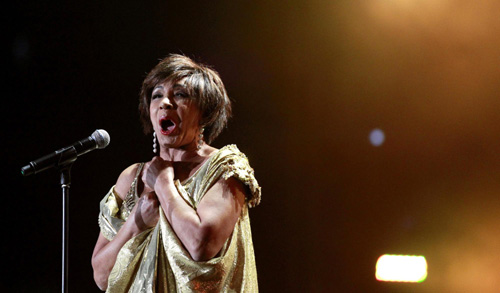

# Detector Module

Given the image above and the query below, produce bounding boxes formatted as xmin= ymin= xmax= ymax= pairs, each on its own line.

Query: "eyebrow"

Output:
xmin=152 ymin=85 xmax=164 ymax=92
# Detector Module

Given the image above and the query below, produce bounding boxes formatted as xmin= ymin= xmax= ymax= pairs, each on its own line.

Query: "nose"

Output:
xmin=160 ymin=96 xmax=174 ymax=110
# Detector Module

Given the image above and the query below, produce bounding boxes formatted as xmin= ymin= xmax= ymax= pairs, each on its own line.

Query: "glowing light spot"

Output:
xmin=376 ymin=254 xmax=427 ymax=283
xmin=369 ymin=128 xmax=385 ymax=146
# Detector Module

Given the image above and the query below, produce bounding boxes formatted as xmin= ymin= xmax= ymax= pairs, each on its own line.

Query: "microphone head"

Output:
xmin=91 ymin=129 xmax=110 ymax=149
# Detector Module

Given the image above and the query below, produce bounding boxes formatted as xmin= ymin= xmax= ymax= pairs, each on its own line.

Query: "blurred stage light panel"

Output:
xmin=376 ymin=254 xmax=427 ymax=283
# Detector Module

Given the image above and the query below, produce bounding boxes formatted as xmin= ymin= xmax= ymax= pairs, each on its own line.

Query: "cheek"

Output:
xmin=183 ymin=104 xmax=202 ymax=126
xmin=149 ymin=100 xmax=156 ymax=113
xmin=149 ymin=101 xmax=157 ymax=118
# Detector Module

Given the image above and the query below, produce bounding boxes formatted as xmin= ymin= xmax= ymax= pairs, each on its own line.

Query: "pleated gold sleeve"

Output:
xmin=97 ymin=145 xmax=261 ymax=293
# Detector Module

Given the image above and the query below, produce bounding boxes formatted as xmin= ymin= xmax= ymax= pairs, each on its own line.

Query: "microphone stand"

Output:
xmin=20 ymin=129 xmax=110 ymax=293
xmin=57 ymin=147 xmax=78 ymax=293
xmin=60 ymin=165 xmax=72 ymax=293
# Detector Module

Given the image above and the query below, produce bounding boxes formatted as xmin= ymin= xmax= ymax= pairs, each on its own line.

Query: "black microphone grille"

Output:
xmin=91 ymin=129 xmax=110 ymax=149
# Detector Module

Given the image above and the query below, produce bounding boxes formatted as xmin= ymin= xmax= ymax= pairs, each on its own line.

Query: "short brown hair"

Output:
xmin=139 ymin=54 xmax=232 ymax=144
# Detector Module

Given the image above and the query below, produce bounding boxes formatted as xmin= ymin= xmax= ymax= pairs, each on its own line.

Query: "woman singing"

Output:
xmin=91 ymin=54 xmax=261 ymax=292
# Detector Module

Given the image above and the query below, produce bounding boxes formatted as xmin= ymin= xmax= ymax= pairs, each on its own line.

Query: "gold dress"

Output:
xmin=98 ymin=145 xmax=261 ymax=293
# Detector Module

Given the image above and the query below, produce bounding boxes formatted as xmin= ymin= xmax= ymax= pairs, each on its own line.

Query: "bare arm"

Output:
xmin=91 ymin=164 xmax=160 ymax=291
xmin=143 ymin=157 xmax=246 ymax=261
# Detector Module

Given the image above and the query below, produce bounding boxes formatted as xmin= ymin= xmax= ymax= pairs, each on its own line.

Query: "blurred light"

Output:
xmin=376 ymin=254 xmax=427 ymax=283
xmin=369 ymin=128 xmax=385 ymax=146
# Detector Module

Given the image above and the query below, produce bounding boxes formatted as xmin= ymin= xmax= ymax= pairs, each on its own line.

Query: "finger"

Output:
xmin=150 ymin=156 xmax=162 ymax=166
xmin=141 ymin=163 xmax=149 ymax=178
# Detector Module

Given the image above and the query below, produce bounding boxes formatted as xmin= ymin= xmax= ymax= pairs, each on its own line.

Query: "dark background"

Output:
xmin=4 ymin=0 xmax=500 ymax=292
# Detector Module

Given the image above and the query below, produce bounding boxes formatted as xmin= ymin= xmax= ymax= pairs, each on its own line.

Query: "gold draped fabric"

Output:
xmin=98 ymin=145 xmax=261 ymax=293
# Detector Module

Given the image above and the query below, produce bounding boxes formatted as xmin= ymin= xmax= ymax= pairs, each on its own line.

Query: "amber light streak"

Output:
xmin=296 ymin=0 xmax=500 ymax=291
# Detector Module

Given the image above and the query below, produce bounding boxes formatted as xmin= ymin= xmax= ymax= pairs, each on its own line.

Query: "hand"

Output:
xmin=142 ymin=156 xmax=175 ymax=190
xmin=132 ymin=191 xmax=160 ymax=230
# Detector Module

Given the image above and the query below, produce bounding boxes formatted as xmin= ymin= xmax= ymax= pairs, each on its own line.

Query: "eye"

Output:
xmin=173 ymin=91 xmax=189 ymax=98
xmin=152 ymin=93 xmax=163 ymax=100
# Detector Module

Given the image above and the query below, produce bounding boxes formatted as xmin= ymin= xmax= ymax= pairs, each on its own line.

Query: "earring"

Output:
xmin=197 ymin=127 xmax=205 ymax=150
xmin=153 ymin=132 xmax=158 ymax=154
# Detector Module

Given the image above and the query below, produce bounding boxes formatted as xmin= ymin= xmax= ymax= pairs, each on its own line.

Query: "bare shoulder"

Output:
xmin=114 ymin=163 xmax=142 ymax=200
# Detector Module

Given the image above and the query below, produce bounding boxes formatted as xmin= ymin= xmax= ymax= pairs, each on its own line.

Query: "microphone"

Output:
xmin=21 ymin=129 xmax=110 ymax=176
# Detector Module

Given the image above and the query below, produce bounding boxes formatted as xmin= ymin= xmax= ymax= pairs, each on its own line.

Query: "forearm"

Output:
xmin=143 ymin=157 xmax=245 ymax=262
xmin=92 ymin=218 xmax=143 ymax=290
xmin=155 ymin=178 xmax=219 ymax=260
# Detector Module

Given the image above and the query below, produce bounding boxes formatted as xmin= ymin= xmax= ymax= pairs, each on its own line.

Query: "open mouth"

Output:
xmin=160 ymin=117 xmax=176 ymax=135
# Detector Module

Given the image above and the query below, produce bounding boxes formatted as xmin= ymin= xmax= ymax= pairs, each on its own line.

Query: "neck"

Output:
xmin=159 ymin=143 xmax=212 ymax=162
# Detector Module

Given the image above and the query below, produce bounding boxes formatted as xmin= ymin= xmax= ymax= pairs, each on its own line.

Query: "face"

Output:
xmin=150 ymin=78 xmax=202 ymax=151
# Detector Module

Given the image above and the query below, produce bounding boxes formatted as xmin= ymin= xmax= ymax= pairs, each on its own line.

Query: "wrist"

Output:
xmin=154 ymin=173 xmax=174 ymax=191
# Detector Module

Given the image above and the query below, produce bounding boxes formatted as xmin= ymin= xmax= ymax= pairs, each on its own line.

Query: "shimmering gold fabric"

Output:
xmin=98 ymin=145 xmax=261 ymax=293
